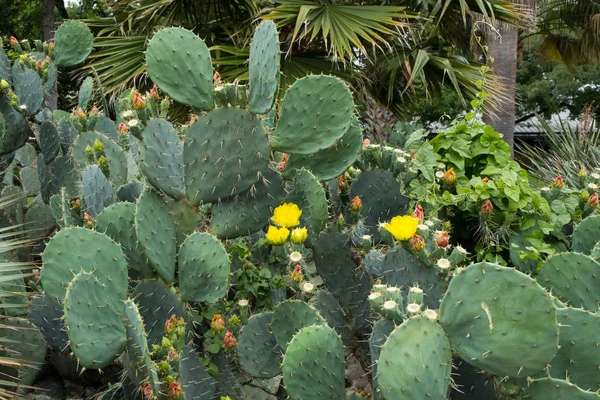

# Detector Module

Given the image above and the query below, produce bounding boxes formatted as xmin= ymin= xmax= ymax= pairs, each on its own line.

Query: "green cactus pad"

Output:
xmin=0 ymin=93 xmax=32 ymax=155
xmin=41 ymin=227 xmax=128 ymax=302
xmin=364 ymin=247 xmax=445 ymax=309
xmin=0 ymin=269 xmax=27 ymax=316
xmin=146 ymin=27 xmax=214 ymax=110
xmin=311 ymin=289 xmax=353 ymax=343
xmin=369 ymin=318 xmax=395 ymax=399
xmin=54 ymin=21 xmax=93 ymax=67
xmin=64 ymin=272 xmax=126 ymax=369
xmin=169 ymin=199 xmax=205 ymax=244
xmin=22 ymin=166 xmax=41 ymax=196
xmin=284 ymin=115 xmax=363 ymax=181
xmin=131 ymin=279 xmax=187 ymax=346
xmin=238 ymin=312 xmax=282 ymax=378
xmin=140 ymin=118 xmax=184 ymax=199
xmin=271 ymin=299 xmax=327 ymax=349
xmin=548 ymin=308 xmax=600 ymax=391
xmin=272 ymin=75 xmax=353 ymax=154
xmin=439 ymin=262 xmax=559 ymax=377
xmin=82 ymin=165 xmax=115 ymax=218
xmin=24 ymin=203 xmax=54 ymax=240
xmin=94 ymin=116 xmax=118 ymax=139
xmin=117 ymin=181 xmax=143 ymax=203
xmin=78 ymin=77 xmax=93 ymax=110
xmin=49 ymin=155 xmax=81 ymax=200
xmin=50 ymin=190 xmax=77 ymax=229
xmin=313 ymin=224 xmax=371 ymax=332
xmin=526 ymin=378 xmax=600 ymax=400
xmin=184 ymin=107 xmax=269 ymax=205
xmin=28 ymin=294 xmax=69 ymax=351
xmin=12 ymin=63 xmax=44 ymax=116
xmin=178 ymin=232 xmax=230 ymax=303
xmin=286 ymin=168 xmax=329 ymax=237
xmin=377 ymin=316 xmax=452 ymax=400
xmin=0 ymin=45 xmax=10 ymax=83
xmin=573 ymin=215 xmax=600 ymax=254
xmin=0 ymin=317 xmax=47 ymax=386
xmin=210 ymin=168 xmax=285 ymax=239
xmin=135 ymin=189 xmax=176 ymax=283
xmin=214 ymin=83 xmax=248 ymax=108
xmin=248 ymin=20 xmax=280 ymax=114
xmin=96 ymin=202 xmax=150 ymax=274
xmin=179 ymin=344 xmax=217 ymax=399
xmin=349 ymin=169 xmax=409 ymax=240
xmin=123 ymin=300 xmax=159 ymax=395
xmin=39 ymin=120 xmax=60 ymax=163
xmin=282 ymin=324 xmax=345 ymax=400
xmin=58 ymin=119 xmax=78 ymax=155
xmin=72 ymin=131 xmax=128 ymax=187
xmin=538 ymin=253 xmax=600 ymax=310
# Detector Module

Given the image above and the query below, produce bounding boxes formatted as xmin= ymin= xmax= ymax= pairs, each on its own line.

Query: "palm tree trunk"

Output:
xmin=483 ymin=23 xmax=518 ymax=156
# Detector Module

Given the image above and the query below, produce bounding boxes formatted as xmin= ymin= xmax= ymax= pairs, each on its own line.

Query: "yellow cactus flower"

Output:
xmin=385 ymin=215 xmax=419 ymax=241
xmin=271 ymin=203 xmax=302 ymax=228
xmin=266 ymin=226 xmax=290 ymax=245
xmin=290 ymin=227 xmax=308 ymax=244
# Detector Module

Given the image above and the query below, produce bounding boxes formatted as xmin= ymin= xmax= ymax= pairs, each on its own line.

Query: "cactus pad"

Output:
xmin=271 ymin=299 xmax=327 ymax=349
xmin=248 ymin=20 xmax=280 ymax=114
xmin=146 ymin=27 xmax=214 ymax=110
xmin=135 ymin=189 xmax=176 ymax=283
xmin=377 ymin=316 xmax=452 ymax=400
xmin=282 ymin=324 xmax=345 ymax=400
xmin=82 ymin=165 xmax=115 ymax=218
xmin=39 ymin=120 xmax=60 ymax=163
xmin=72 ymin=131 xmax=128 ymax=187
xmin=285 ymin=168 xmax=328 ymax=236
xmin=573 ymin=215 xmax=600 ymax=254
xmin=96 ymin=202 xmax=149 ymax=274
xmin=78 ymin=77 xmax=93 ymax=110
xmin=0 ymin=45 xmax=10 ymax=83
xmin=210 ymin=168 xmax=285 ymax=239
xmin=272 ymin=75 xmax=353 ymax=154
xmin=284 ymin=115 xmax=363 ymax=181
xmin=538 ymin=253 xmax=600 ymax=310
xmin=179 ymin=344 xmax=217 ymax=399
xmin=0 ymin=93 xmax=32 ymax=154
xmin=548 ymin=308 xmax=600 ymax=391
xmin=64 ymin=272 xmax=126 ymax=369
xmin=311 ymin=289 xmax=353 ymax=343
xmin=41 ymin=227 xmax=128 ymax=302
xmin=123 ymin=299 xmax=159 ymax=395
xmin=439 ymin=262 xmax=559 ymax=377
xmin=237 ymin=312 xmax=282 ymax=378
xmin=184 ymin=107 xmax=269 ymax=204
xmin=54 ymin=21 xmax=94 ymax=67
xmin=369 ymin=318 xmax=395 ymax=399
xmin=178 ymin=232 xmax=230 ymax=303
xmin=526 ymin=378 xmax=600 ymax=400
xmin=140 ymin=118 xmax=184 ymax=199
xmin=28 ymin=294 xmax=69 ymax=351
xmin=0 ymin=317 xmax=47 ymax=386
xmin=131 ymin=279 xmax=187 ymax=346
xmin=12 ymin=63 xmax=43 ymax=116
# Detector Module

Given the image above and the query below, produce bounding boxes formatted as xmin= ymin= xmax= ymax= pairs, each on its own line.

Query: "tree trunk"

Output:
xmin=483 ymin=23 xmax=518 ymax=156
xmin=41 ymin=0 xmax=58 ymax=111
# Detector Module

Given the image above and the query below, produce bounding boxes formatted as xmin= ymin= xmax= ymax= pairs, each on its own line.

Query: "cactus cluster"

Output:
xmin=2 ymin=16 xmax=600 ymax=400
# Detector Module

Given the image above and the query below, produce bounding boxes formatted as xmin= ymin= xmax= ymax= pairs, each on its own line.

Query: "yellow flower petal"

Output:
xmin=266 ymin=225 xmax=290 ymax=245
xmin=271 ymin=203 xmax=302 ymax=228
xmin=384 ymin=215 xmax=419 ymax=241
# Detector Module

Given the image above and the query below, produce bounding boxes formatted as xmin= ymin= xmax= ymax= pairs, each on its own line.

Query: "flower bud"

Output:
xmin=290 ymin=264 xmax=303 ymax=282
xmin=552 ymin=175 xmax=565 ymax=188
xmin=443 ymin=168 xmax=456 ymax=185
xmin=482 ymin=177 xmax=489 ymax=183
xmin=117 ymin=122 xmax=129 ymax=135
xmin=362 ymin=138 xmax=370 ymax=150
xmin=92 ymin=139 xmax=104 ymax=152
xmin=290 ymin=227 xmax=308 ymax=244
xmin=349 ymin=196 xmax=362 ymax=212
xmin=410 ymin=234 xmax=426 ymax=252
xmin=9 ymin=36 xmax=19 ymax=47
xmin=223 ymin=331 xmax=237 ymax=350
xmin=142 ymin=381 xmax=153 ymax=398
xmin=588 ymin=192 xmax=598 ymax=207
xmin=435 ymin=231 xmax=449 ymax=248
xmin=167 ymin=347 xmax=178 ymax=361
xmin=481 ymin=199 xmax=493 ymax=215
xmin=579 ymin=166 xmax=588 ymax=179
xmin=147 ymin=85 xmax=159 ymax=99
xmin=412 ymin=204 xmax=424 ymax=223
xmin=167 ymin=381 xmax=182 ymax=399
xmin=0 ymin=79 xmax=9 ymax=90
xmin=133 ymin=91 xmax=146 ymax=110
xmin=211 ymin=314 xmax=225 ymax=333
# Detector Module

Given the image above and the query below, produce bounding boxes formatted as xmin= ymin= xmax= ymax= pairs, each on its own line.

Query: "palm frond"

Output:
xmin=262 ymin=1 xmax=416 ymax=61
